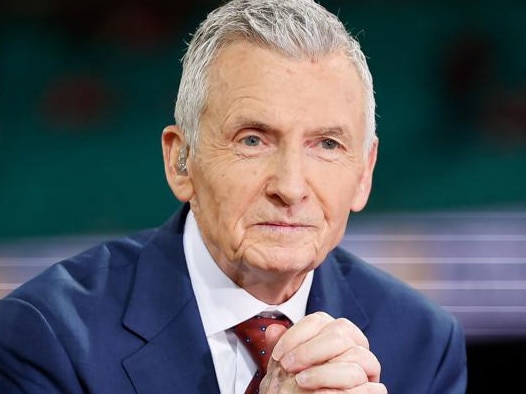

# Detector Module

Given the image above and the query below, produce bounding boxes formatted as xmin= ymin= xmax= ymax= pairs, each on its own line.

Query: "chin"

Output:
xmin=247 ymin=248 xmax=316 ymax=274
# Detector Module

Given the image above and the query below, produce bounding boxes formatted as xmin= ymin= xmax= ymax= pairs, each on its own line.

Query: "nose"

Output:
xmin=265 ymin=144 xmax=309 ymax=206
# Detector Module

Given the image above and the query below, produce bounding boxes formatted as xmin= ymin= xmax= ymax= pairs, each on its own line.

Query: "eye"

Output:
xmin=241 ymin=135 xmax=262 ymax=147
xmin=320 ymin=139 xmax=340 ymax=150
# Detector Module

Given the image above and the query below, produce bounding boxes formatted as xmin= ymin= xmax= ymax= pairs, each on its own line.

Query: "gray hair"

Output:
xmin=174 ymin=0 xmax=376 ymax=155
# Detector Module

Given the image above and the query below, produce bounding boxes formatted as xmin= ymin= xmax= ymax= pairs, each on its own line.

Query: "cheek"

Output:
xmin=319 ymin=170 xmax=361 ymax=208
xmin=315 ymin=174 xmax=360 ymax=243
xmin=191 ymin=173 xmax=248 ymax=230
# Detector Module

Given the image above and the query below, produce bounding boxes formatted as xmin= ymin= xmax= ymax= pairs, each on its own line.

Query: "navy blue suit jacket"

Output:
xmin=0 ymin=205 xmax=467 ymax=393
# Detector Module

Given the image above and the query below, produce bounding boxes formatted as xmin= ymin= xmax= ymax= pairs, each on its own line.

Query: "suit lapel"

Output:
xmin=120 ymin=205 xmax=368 ymax=392
xmin=307 ymin=251 xmax=369 ymax=331
xmin=122 ymin=206 xmax=220 ymax=393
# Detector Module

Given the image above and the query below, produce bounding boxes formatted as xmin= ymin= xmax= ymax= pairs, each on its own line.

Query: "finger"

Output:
xmin=272 ymin=312 xmax=334 ymax=362
xmin=265 ymin=323 xmax=289 ymax=353
xmin=325 ymin=318 xmax=369 ymax=349
xmin=348 ymin=382 xmax=388 ymax=394
xmin=299 ymin=382 xmax=387 ymax=394
xmin=330 ymin=345 xmax=382 ymax=383
xmin=280 ymin=318 xmax=370 ymax=373
xmin=262 ymin=357 xmax=301 ymax=393
xmin=294 ymin=362 xmax=368 ymax=390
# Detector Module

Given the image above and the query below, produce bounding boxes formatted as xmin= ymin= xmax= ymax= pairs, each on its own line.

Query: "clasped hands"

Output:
xmin=260 ymin=312 xmax=387 ymax=393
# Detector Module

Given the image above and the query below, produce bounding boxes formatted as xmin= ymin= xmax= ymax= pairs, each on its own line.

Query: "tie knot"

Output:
xmin=232 ymin=314 xmax=292 ymax=375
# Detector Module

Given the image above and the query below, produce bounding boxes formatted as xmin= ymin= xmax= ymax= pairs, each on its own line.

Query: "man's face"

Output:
xmin=166 ymin=42 xmax=377 ymax=294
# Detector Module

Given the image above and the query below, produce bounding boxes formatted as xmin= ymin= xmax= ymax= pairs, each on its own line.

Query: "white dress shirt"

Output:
xmin=184 ymin=211 xmax=313 ymax=394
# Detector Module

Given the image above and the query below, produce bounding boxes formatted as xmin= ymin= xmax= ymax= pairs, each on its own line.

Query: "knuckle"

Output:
xmin=335 ymin=318 xmax=369 ymax=349
xmin=348 ymin=382 xmax=387 ymax=394
xmin=312 ymin=311 xmax=332 ymax=322
xmin=373 ymin=354 xmax=382 ymax=374
xmin=348 ymin=362 xmax=368 ymax=381
xmin=369 ymin=383 xmax=388 ymax=394
xmin=332 ymin=318 xmax=354 ymax=341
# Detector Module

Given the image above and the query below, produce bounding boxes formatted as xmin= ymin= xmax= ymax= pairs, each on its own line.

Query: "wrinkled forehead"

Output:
xmin=206 ymin=35 xmax=358 ymax=78
xmin=200 ymin=41 xmax=367 ymax=144
xmin=203 ymin=39 xmax=364 ymax=109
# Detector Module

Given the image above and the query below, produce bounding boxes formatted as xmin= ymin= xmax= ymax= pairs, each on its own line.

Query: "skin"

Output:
xmin=263 ymin=313 xmax=387 ymax=393
xmin=163 ymin=41 xmax=384 ymax=392
xmin=163 ymin=41 xmax=378 ymax=304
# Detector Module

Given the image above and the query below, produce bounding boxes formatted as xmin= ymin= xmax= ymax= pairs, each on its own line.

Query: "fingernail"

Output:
xmin=272 ymin=342 xmax=283 ymax=361
xmin=295 ymin=370 xmax=309 ymax=386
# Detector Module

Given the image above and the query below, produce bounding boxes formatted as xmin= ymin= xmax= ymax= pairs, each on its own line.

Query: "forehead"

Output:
xmin=203 ymin=41 xmax=366 ymax=135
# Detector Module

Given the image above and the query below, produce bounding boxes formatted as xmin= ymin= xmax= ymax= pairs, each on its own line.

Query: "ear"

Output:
xmin=161 ymin=125 xmax=195 ymax=202
xmin=350 ymin=137 xmax=378 ymax=212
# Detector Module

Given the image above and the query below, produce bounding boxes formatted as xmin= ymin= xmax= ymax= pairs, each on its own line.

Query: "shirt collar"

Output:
xmin=184 ymin=210 xmax=313 ymax=337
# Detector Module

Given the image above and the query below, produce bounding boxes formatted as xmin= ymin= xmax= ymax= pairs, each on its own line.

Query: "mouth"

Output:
xmin=254 ymin=221 xmax=315 ymax=232
xmin=263 ymin=221 xmax=307 ymax=227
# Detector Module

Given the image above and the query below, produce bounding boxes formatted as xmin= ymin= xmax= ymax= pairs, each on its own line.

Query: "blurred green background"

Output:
xmin=1 ymin=0 xmax=525 ymax=239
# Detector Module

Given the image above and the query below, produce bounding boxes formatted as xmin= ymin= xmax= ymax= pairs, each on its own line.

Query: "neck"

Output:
xmin=232 ymin=269 xmax=308 ymax=304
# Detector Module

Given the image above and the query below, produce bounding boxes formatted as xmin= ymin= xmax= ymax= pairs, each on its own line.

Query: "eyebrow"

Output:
xmin=230 ymin=117 xmax=274 ymax=132
xmin=313 ymin=127 xmax=345 ymax=137
xmin=232 ymin=117 xmax=348 ymax=136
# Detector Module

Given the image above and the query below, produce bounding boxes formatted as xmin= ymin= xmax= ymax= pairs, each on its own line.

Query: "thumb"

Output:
xmin=265 ymin=323 xmax=289 ymax=353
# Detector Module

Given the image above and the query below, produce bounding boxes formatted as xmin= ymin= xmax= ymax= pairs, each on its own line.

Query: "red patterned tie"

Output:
xmin=232 ymin=314 xmax=293 ymax=394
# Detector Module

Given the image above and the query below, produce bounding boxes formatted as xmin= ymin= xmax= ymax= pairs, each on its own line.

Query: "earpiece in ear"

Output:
xmin=176 ymin=145 xmax=189 ymax=176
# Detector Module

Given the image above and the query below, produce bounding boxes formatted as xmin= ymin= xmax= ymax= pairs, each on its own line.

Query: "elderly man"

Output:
xmin=0 ymin=0 xmax=467 ymax=393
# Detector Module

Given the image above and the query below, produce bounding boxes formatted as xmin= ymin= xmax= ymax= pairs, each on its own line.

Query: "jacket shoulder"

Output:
xmin=5 ymin=228 xmax=157 ymax=310
xmin=330 ymin=246 xmax=454 ymax=323
xmin=329 ymin=247 xmax=467 ymax=393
